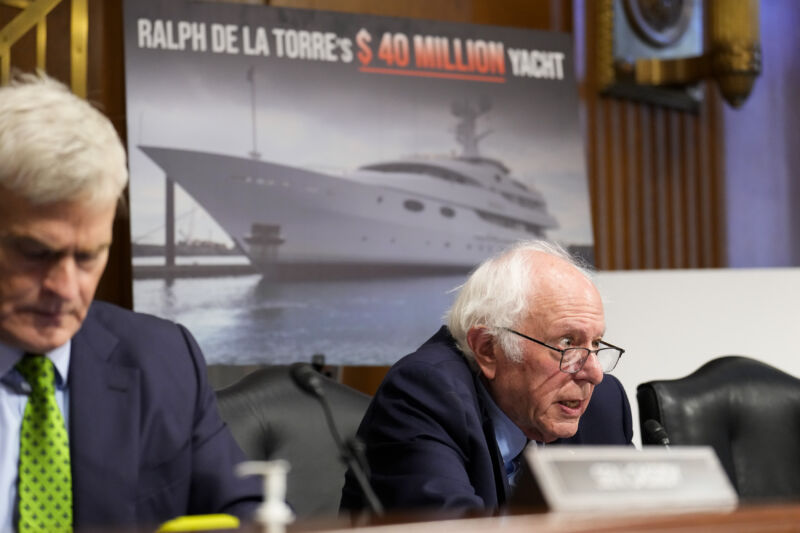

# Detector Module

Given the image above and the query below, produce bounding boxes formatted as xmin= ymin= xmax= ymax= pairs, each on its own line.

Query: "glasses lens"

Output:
xmin=596 ymin=348 xmax=621 ymax=372
xmin=560 ymin=348 xmax=586 ymax=374
xmin=560 ymin=348 xmax=622 ymax=374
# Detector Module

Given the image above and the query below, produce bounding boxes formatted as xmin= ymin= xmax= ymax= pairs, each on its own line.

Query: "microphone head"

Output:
xmin=290 ymin=363 xmax=325 ymax=398
xmin=643 ymin=418 xmax=670 ymax=445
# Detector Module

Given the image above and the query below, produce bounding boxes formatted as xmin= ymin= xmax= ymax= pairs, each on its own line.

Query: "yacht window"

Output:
xmin=404 ymin=199 xmax=424 ymax=212
xmin=362 ymin=163 xmax=481 ymax=187
xmin=440 ymin=207 xmax=455 ymax=218
xmin=511 ymin=179 xmax=529 ymax=191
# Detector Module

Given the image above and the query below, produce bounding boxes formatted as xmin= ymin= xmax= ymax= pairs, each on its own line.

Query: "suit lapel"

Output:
xmin=474 ymin=372 xmax=508 ymax=508
xmin=69 ymin=308 xmax=141 ymax=526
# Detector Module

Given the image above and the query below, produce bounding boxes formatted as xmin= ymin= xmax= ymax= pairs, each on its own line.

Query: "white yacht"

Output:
xmin=140 ymin=100 xmax=558 ymax=278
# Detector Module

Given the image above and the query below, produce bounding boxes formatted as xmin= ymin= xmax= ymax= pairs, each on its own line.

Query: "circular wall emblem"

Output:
xmin=622 ymin=0 xmax=695 ymax=48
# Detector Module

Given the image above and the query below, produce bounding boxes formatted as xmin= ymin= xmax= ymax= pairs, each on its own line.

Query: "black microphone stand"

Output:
xmin=291 ymin=364 xmax=384 ymax=517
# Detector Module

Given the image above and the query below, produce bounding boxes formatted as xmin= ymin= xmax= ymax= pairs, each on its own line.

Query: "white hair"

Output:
xmin=445 ymin=240 xmax=594 ymax=367
xmin=0 ymin=72 xmax=128 ymax=206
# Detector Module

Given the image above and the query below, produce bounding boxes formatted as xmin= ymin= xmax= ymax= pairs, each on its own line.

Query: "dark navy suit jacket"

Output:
xmin=67 ymin=301 xmax=261 ymax=528
xmin=341 ymin=327 xmax=632 ymax=514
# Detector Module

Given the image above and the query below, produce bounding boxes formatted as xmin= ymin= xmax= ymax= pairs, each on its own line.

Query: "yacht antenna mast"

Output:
xmin=451 ymin=96 xmax=492 ymax=157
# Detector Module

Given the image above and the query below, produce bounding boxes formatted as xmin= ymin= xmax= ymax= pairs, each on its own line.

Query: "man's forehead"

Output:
xmin=522 ymin=277 xmax=605 ymax=333
xmin=527 ymin=264 xmax=599 ymax=302
xmin=0 ymin=200 xmax=115 ymax=247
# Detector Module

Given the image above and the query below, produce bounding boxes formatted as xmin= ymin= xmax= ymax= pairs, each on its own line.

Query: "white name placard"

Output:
xmin=511 ymin=445 xmax=738 ymax=514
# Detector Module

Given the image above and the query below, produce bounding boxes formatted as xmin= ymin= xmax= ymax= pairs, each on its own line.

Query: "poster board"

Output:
xmin=123 ymin=0 xmax=593 ymax=365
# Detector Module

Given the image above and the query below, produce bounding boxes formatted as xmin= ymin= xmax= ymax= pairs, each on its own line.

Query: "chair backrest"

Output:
xmin=216 ymin=364 xmax=371 ymax=518
xmin=637 ymin=356 xmax=800 ymax=503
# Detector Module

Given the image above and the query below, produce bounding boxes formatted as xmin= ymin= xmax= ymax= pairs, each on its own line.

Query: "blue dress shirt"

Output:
xmin=0 ymin=341 xmax=71 ymax=532
xmin=476 ymin=377 xmax=529 ymax=487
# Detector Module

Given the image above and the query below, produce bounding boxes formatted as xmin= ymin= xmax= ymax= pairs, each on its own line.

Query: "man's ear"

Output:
xmin=467 ymin=326 xmax=498 ymax=380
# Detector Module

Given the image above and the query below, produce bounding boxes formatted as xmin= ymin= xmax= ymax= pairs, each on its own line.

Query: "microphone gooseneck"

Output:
xmin=290 ymin=363 xmax=384 ymax=517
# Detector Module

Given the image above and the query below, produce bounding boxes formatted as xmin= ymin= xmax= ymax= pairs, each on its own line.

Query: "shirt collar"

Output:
xmin=0 ymin=340 xmax=71 ymax=390
xmin=476 ymin=376 xmax=528 ymax=466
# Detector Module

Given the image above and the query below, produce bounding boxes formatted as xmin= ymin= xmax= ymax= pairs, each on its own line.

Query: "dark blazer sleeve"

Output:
xmin=69 ymin=302 xmax=261 ymax=528
xmin=342 ymin=356 xmax=500 ymax=514
xmin=178 ymin=324 xmax=263 ymax=518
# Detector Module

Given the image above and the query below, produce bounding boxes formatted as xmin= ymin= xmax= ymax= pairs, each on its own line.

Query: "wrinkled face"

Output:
xmin=479 ymin=258 xmax=606 ymax=442
xmin=0 ymin=189 xmax=115 ymax=353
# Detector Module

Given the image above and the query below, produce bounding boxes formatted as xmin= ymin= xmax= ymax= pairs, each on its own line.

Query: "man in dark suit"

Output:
xmin=0 ymin=74 xmax=260 ymax=531
xmin=341 ymin=241 xmax=632 ymax=515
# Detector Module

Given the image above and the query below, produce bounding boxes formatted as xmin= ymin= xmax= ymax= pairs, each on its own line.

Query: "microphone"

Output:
xmin=289 ymin=363 xmax=384 ymax=517
xmin=643 ymin=419 xmax=671 ymax=448
xmin=291 ymin=361 xmax=325 ymax=397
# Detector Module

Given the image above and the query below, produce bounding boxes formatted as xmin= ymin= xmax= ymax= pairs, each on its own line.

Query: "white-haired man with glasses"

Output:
xmin=341 ymin=240 xmax=632 ymax=515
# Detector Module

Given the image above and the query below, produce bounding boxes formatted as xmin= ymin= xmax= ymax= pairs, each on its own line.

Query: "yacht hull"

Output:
xmin=140 ymin=146 xmax=555 ymax=276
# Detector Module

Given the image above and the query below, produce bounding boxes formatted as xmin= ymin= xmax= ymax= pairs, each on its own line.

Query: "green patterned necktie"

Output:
xmin=16 ymin=355 xmax=72 ymax=533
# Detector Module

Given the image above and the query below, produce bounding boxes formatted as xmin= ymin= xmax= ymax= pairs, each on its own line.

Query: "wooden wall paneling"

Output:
xmin=270 ymin=0 xmax=569 ymax=31
xmin=611 ymin=101 xmax=624 ymax=270
xmin=44 ymin=1 xmax=70 ymax=82
xmin=1 ymin=3 xmax=37 ymax=75
xmin=90 ymin=0 xmax=133 ymax=309
xmin=611 ymin=99 xmax=623 ymax=269
xmin=680 ymin=111 xmax=692 ymax=267
xmin=580 ymin=0 xmax=727 ymax=271
xmin=695 ymin=89 xmax=711 ymax=267
xmin=672 ymin=111 xmax=685 ymax=268
xmin=618 ymin=101 xmax=632 ymax=268
xmin=677 ymin=111 xmax=689 ymax=268
xmin=681 ymin=110 xmax=698 ymax=268
xmin=665 ymin=110 xmax=677 ymax=267
xmin=697 ymin=91 xmax=711 ymax=266
xmin=636 ymin=104 xmax=654 ymax=269
xmin=623 ymin=102 xmax=640 ymax=269
xmin=594 ymin=98 xmax=609 ymax=268
xmin=653 ymin=107 xmax=667 ymax=268
xmin=697 ymin=84 xmax=725 ymax=268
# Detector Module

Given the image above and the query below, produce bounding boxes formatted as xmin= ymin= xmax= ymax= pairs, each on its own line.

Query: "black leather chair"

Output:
xmin=637 ymin=356 xmax=800 ymax=503
xmin=216 ymin=364 xmax=371 ymax=518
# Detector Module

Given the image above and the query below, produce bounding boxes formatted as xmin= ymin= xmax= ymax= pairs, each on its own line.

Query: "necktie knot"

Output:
xmin=15 ymin=355 xmax=55 ymax=395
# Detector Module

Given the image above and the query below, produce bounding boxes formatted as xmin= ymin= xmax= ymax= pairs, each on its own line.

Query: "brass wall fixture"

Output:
xmin=598 ymin=0 xmax=762 ymax=111
xmin=0 ymin=0 xmax=88 ymax=96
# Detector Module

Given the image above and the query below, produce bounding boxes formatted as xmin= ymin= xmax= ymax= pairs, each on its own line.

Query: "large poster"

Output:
xmin=123 ymin=0 xmax=593 ymax=365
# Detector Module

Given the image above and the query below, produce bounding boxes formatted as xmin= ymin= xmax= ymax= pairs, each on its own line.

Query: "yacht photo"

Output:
xmin=140 ymin=99 xmax=559 ymax=279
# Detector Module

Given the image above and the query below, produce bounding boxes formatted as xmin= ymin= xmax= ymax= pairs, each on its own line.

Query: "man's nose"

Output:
xmin=576 ymin=352 xmax=604 ymax=384
xmin=42 ymin=256 xmax=79 ymax=301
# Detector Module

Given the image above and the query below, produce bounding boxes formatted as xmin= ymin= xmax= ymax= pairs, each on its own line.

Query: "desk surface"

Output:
xmin=296 ymin=504 xmax=800 ymax=533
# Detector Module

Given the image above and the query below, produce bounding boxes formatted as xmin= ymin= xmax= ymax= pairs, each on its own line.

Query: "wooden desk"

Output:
xmin=292 ymin=504 xmax=800 ymax=533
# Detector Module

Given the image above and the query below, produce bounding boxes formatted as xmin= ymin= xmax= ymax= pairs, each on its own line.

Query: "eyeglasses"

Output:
xmin=502 ymin=328 xmax=624 ymax=374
